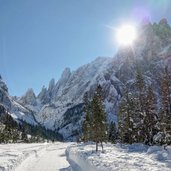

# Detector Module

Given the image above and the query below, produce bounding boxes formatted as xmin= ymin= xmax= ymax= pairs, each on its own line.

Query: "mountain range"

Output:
xmin=0 ymin=18 xmax=171 ymax=140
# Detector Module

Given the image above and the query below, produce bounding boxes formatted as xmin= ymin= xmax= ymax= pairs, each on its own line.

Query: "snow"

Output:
xmin=1 ymin=142 xmax=171 ymax=171
xmin=0 ymin=142 xmax=72 ymax=171
xmin=67 ymin=143 xmax=171 ymax=171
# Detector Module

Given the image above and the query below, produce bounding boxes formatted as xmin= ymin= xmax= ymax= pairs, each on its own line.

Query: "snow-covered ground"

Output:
xmin=67 ymin=143 xmax=171 ymax=171
xmin=1 ymin=142 xmax=171 ymax=171
xmin=0 ymin=142 xmax=72 ymax=171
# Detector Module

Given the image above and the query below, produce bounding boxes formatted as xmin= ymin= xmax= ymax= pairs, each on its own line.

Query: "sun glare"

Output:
xmin=116 ymin=24 xmax=137 ymax=46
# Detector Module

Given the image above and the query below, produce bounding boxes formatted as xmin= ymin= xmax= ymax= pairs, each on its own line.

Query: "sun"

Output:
xmin=116 ymin=24 xmax=137 ymax=46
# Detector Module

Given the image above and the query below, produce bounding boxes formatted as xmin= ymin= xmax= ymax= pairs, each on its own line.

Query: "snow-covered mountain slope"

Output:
xmin=19 ymin=57 xmax=122 ymax=139
xmin=15 ymin=18 xmax=171 ymax=139
xmin=0 ymin=76 xmax=37 ymax=125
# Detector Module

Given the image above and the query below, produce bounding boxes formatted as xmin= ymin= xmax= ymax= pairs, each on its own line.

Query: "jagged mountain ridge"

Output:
xmin=2 ymin=18 xmax=171 ymax=140
xmin=19 ymin=56 xmax=122 ymax=139
xmin=0 ymin=76 xmax=37 ymax=125
xmin=0 ymin=77 xmax=63 ymax=141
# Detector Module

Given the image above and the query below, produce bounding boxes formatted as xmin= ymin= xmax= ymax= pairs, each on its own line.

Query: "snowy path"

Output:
xmin=15 ymin=142 xmax=72 ymax=171
xmin=0 ymin=142 xmax=72 ymax=171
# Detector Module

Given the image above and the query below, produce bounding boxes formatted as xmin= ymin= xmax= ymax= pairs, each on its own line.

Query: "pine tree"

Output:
xmin=82 ymin=92 xmax=92 ymax=142
xmin=0 ymin=123 xmax=5 ymax=143
xmin=134 ymin=69 xmax=147 ymax=143
xmin=144 ymin=85 xmax=158 ymax=145
xmin=119 ymin=70 xmax=158 ymax=145
xmin=158 ymin=66 xmax=171 ymax=145
xmin=2 ymin=113 xmax=19 ymax=143
xmin=21 ymin=129 xmax=28 ymax=142
xmin=118 ymin=88 xmax=137 ymax=143
xmin=108 ymin=121 xmax=117 ymax=143
xmin=12 ymin=129 xmax=20 ymax=143
xmin=135 ymin=69 xmax=146 ymax=109
xmin=91 ymin=85 xmax=107 ymax=152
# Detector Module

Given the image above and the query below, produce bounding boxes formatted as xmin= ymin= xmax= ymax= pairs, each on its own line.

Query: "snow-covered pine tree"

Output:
xmin=0 ymin=129 xmax=5 ymax=143
xmin=21 ymin=128 xmax=28 ymax=142
xmin=119 ymin=72 xmax=159 ymax=145
xmin=82 ymin=92 xmax=92 ymax=142
xmin=144 ymin=85 xmax=158 ymax=145
xmin=91 ymin=85 xmax=107 ymax=152
xmin=12 ymin=128 xmax=20 ymax=143
xmin=2 ymin=112 xmax=19 ymax=143
xmin=134 ymin=69 xmax=147 ymax=143
xmin=108 ymin=121 xmax=117 ymax=143
xmin=118 ymin=88 xmax=137 ymax=143
xmin=158 ymin=66 xmax=171 ymax=145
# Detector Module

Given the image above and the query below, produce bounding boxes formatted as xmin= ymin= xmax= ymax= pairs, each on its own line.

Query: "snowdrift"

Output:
xmin=67 ymin=143 xmax=171 ymax=171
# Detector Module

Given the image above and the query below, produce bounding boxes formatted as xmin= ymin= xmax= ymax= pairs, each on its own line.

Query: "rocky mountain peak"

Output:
xmin=55 ymin=67 xmax=71 ymax=90
xmin=0 ymin=76 xmax=8 ymax=93
xmin=48 ymin=78 xmax=55 ymax=91
xmin=0 ymin=76 xmax=10 ymax=109
xmin=20 ymin=88 xmax=37 ymax=106
xmin=0 ymin=76 xmax=37 ymax=125
xmin=38 ymin=86 xmax=47 ymax=98
xmin=61 ymin=67 xmax=71 ymax=79
xmin=37 ymin=86 xmax=50 ymax=104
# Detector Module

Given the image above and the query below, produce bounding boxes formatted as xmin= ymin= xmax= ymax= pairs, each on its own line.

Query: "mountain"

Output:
xmin=0 ymin=77 xmax=63 ymax=142
xmin=0 ymin=76 xmax=37 ymax=125
xmin=19 ymin=57 xmax=123 ymax=140
xmin=2 ymin=18 xmax=171 ymax=140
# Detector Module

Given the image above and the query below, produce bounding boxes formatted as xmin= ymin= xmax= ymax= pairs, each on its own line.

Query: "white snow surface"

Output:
xmin=1 ymin=142 xmax=171 ymax=171
xmin=0 ymin=142 xmax=72 ymax=171
xmin=67 ymin=143 xmax=171 ymax=171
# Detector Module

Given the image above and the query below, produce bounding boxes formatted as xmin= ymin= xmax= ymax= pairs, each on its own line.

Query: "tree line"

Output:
xmin=119 ymin=66 xmax=171 ymax=145
xmin=82 ymin=66 xmax=171 ymax=151
xmin=0 ymin=105 xmax=63 ymax=143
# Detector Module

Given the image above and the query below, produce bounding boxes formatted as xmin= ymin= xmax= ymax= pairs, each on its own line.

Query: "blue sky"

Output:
xmin=0 ymin=0 xmax=171 ymax=96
